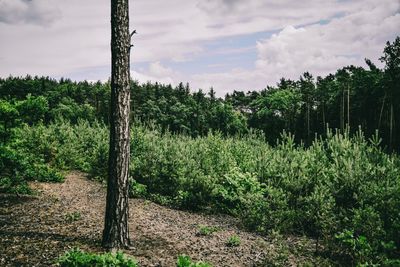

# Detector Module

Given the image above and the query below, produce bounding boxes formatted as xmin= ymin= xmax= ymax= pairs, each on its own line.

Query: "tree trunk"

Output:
xmin=378 ymin=93 xmax=386 ymax=130
xmin=341 ymin=87 xmax=345 ymax=132
xmin=322 ymin=102 xmax=326 ymax=132
xmin=307 ymin=102 xmax=310 ymax=143
xmin=347 ymin=84 xmax=350 ymax=129
xmin=390 ymin=101 xmax=394 ymax=151
xmin=102 ymin=0 xmax=131 ymax=249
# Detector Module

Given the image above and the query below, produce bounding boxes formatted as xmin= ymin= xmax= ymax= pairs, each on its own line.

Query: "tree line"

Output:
xmin=1 ymin=36 xmax=399 ymax=150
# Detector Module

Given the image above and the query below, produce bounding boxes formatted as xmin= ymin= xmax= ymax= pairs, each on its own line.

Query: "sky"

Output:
xmin=0 ymin=0 xmax=399 ymax=96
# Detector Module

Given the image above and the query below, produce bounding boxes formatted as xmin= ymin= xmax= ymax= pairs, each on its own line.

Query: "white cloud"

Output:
xmin=257 ymin=0 xmax=400 ymax=79
xmin=0 ymin=0 xmax=398 ymax=96
xmin=188 ymin=0 xmax=400 ymax=95
xmin=0 ymin=0 xmax=60 ymax=25
xmin=132 ymin=62 xmax=176 ymax=85
xmin=148 ymin=61 xmax=174 ymax=78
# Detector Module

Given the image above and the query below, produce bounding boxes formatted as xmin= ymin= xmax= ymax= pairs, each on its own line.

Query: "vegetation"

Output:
xmin=57 ymin=250 xmax=213 ymax=267
xmin=197 ymin=225 xmax=220 ymax=236
xmin=176 ymin=255 xmax=212 ymax=267
xmin=57 ymin=249 xmax=138 ymax=267
xmin=226 ymin=235 xmax=241 ymax=247
xmin=1 ymin=37 xmax=399 ymax=151
xmin=0 ymin=138 xmax=64 ymax=194
xmin=0 ymin=37 xmax=399 ymax=265
xmin=65 ymin=211 xmax=82 ymax=223
xmin=5 ymin=120 xmax=398 ymax=265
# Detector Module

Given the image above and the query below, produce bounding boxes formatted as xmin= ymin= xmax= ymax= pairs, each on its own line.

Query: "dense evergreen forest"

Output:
xmin=0 ymin=37 xmax=399 ymax=266
xmin=1 ymin=38 xmax=399 ymax=151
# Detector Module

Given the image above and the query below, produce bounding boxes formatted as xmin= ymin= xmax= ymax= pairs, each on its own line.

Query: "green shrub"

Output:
xmin=0 ymin=145 xmax=63 ymax=194
xmin=0 ymin=176 xmax=32 ymax=195
xmin=57 ymin=248 xmax=138 ymax=267
xmin=226 ymin=235 xmax=241 ymax=247
xmin=13 ymin=121 xmax=400 ymax=265
xmin=13 ymin=120 xmax=108 ymax=173
xmin=129 ymin=178 xmax=148 ymax=198
xmin=176 ymin=255 xmax=212 ymax=267
xmin=240 ymin=185 xmax=292 ymax=233
xmin=24 ymin=163 xmax=64 ymax=182
xmin=211 ymin=167 xmax=263 ymax=215
xmin=197 ymin=225 xmax=220 ymax=236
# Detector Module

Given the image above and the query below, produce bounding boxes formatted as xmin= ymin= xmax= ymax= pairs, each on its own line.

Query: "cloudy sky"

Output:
xmin=0 ymin=0 xmax=399 ymax=96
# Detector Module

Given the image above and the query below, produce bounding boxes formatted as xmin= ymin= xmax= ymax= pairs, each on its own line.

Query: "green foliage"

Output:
xmin=65 ymin=211 xmax=81 ymax=223
xmin=57 ymin=248 xmax=138 ymax=267
xmin=129 ymin=178 xmax=148 ymax=198
xmin=12 ymin=120 xmax=108 ymax=173
xmin=212 ymin=167 xmax=263 ymax=215
xmin=226 ymin=235 xmax=241 ymax=247
xmin=0 ymin=144 xmax=64 ymax=194
xmin=1 ymin=38 xmax=399 ymax=265
xmin=0 ymin=176 xmax=32 ymax=195
xmin=12 ymin=120 xmax=400 ymax=265
xmin=176 ymin=255 xmax=212 ymax=267
xmin=0 ymin=99 xmax=19 ymax=143
xmin=335 ymin=230 xmax=374 ymax=265
xmin=1 ymin=36 xmax=400 ymax=150
xmin=50 ymin=97 xmax=96 ymax=123
xmin=17 ymin=94 xmax=49 ymax=125
xmin=23 ymin=163 xmax=64 ymax=182
xmin=260 ymin=230 xmax=291 ymax=266
xmin=197 ymin=225 xmax=220 ymax=236
xmin=126 ymin=125 xmax=398 ymax=264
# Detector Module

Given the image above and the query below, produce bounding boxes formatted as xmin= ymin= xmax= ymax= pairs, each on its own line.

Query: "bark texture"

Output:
xmin=102 ymin=0 xmax=131 ymax=249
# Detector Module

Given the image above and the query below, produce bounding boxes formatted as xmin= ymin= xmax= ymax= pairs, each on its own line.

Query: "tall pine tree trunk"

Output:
xmin=347 ymin=84 xmax=350 ymax=129
xmin=341 ymin=88 xmax=344 ymax=132
xmin=378 ymin=93 xmax=386 ymax=130
xmin=307 ymin=101 xmax=310 ymax=143
xmin=390 ymin=101 xmax=394 ymax=151
xmin=322 ymin=102 xmax=326 ymax=131
xmin=102 ymin=0 xmax=131 ymax=249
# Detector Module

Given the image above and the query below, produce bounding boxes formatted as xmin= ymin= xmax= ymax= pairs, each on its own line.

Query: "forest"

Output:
xmin=1 ymin=38 xmax=399 ymax=150
xmin=0 ymin=37 xmax=399 ymax=266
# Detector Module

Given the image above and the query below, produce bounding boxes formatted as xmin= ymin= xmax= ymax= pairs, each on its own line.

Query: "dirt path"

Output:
xmin=0 ymin=172 xmax=318 ymax=267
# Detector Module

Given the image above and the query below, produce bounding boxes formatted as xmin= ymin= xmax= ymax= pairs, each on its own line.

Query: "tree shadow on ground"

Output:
xmin=0 ymin=229 xmax=100 ymax=246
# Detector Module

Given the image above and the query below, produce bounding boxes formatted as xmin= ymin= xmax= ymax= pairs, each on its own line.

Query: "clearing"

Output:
xmin=0 ymin=172 xmax=321 ymax=266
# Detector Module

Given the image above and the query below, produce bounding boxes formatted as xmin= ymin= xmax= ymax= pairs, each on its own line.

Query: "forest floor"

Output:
xmin=0 ymin=172 xmax=325 ymax=267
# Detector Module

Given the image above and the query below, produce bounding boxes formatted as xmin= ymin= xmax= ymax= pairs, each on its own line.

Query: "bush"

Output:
xmin=211 ymin=167 xmax=263 ymax=215
xmin=176 ymin=255 xmax=212 ymax=267
xmin=129 ymin=178 xmax=148 ymax=198
xmin=57 ymin=248 xmax=138 ymax=267
xmin=13 ymin=120 xmax=108 ymax=173
xmin=0 ymin=176 xmax=32 ymax=195
xmin=197 ymin=225 xmax=220 ymax=236
xmin=14 ymin=121 xmax=400 ymax=265
xmin=226 ymin=235 xmax=241 ymax=247
xmin=0 ymin=145 xmax=64 ymax=194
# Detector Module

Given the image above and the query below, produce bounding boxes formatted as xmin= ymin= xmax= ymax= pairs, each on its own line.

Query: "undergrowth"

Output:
xmin=57 ymin=249 xmax=213 ymax=267
xmin=10 ymin=121 xmax=400 ymax=265
xmin=176 ymin=255 xmax=212 ymax=267
xmin=57 ymin=248 xmax=138 ymax=267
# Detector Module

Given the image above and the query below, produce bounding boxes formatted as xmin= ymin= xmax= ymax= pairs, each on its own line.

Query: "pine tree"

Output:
xmin=102 ymin=0 xmax=132 ymax=249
